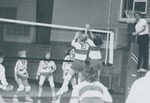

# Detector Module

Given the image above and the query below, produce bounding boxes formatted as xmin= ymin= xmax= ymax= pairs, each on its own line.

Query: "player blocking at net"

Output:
xmin=55 ymin=28 xmax=90 ymax=97
xmin=86 ymin=24 xmax=103 ymax=81
xmin=0 ymin=50 xmax=14 ymax=103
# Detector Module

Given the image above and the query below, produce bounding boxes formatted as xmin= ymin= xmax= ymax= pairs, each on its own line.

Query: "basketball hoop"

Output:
xmin=125 ymin=10 xmax=136 ymax=23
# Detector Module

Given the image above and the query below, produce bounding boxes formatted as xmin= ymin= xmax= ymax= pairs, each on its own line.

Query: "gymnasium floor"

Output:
xmin=1 ymin=77 xmax=125 ymax=103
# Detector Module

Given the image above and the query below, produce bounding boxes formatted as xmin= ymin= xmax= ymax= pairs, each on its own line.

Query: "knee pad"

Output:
xmin=17 ymin=85 xmax=24 ymax=92
xmin=25 ymin=86 xmax=31 ymax=92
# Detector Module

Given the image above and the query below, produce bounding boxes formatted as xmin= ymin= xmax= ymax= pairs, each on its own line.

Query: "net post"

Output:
xmin=109 ymin=31 xmax=114 ymax=64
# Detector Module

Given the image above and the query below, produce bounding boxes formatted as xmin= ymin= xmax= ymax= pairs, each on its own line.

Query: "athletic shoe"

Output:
xmin=25 ymin=96 xmax=33 ymax=102
xmin=56 ymin=86 xmax=68 ymax=97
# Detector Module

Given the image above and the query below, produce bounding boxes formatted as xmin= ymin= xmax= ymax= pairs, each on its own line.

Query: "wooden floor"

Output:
xmin=1 ymin=77 xmax=125 ymax=103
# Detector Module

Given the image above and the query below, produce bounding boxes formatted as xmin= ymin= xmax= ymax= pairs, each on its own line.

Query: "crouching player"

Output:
xmin=13 ymin=50 xmax=33 ymax=102
xmin=36 ymin=51 xmax=56 ymax=101
xmin=0 ymin=50 xmax=13 ymax=103
xmin=69 ymin=67 xmax=113 ymax=103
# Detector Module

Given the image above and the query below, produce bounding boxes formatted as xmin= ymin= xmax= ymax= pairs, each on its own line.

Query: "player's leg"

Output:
xmin=23 ymin=79 xmax=33 ymax=102
xmin=0 ymin=94 xmax=5 ymax=103
xmin=38 ymin=75 xmax=46 ymax=97
xmin=77 ymin=72 xmax=82 ymax=83
xmin=70 ymin=75 xmax=77 ymax=89
xmin=48 ymin=74 xmax=55 ymax=101
xmin=13 ymin=79 xmax=24 ymax=102
xmin=56 ymin=68 xmax=75 ymax=96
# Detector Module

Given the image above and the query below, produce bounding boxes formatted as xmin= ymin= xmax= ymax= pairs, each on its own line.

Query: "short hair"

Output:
xmin=93 ymin=34 xmax=103 ymax=46
xmin=79 ymin=34 xmax=88 ymax=42
xmin=65 ymin=47 xmax=74 ymax=55
xmin=84 ymin=67 xmax=98 ymax=82
xmin=45 ymin=51 xmax=51 ymax=55
xmin=18 ymin=50 xmax=27 ymax=57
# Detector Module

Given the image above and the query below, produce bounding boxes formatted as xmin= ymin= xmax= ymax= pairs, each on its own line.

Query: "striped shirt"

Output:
xmin=71 ymin=81 xmax=113 ymax=103
xmin=87 ymin=38 xmax=102 ymax=59
xmin=71 ymin=39 xmax=89 ymax=61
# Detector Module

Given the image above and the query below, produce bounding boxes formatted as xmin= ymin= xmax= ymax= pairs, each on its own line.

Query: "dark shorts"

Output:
xmin=71 ymin=59 xmax=85 ymax=72
xmin=90 ymin=59 xmax=102 ymax=71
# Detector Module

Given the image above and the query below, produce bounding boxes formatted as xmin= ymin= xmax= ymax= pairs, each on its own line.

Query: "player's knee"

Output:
xmin=39 ymin=81 xmax=44 ymax=86
xmin=17 ymin=85 xmax=24 ymax=92
xmin=25 ymin=86 xmax=31 ymax=92
xmin=50 ymin=82 xmax=55 ymax=88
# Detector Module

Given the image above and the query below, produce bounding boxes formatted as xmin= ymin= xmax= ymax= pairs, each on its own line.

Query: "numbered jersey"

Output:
xmin=71 ymin=39 xmax=90 ymax=61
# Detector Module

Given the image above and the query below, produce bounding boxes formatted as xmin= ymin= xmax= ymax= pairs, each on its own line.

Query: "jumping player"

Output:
xmin=69 ymin=67 xmax=113 ymax=103
xmin=55 ymin=31 xmax=90 ymax=98
xmin=36 ymin=51 xmax=56 ymax=101
xmin=86 ymin=24 xmax=103 ymax=81
xmin=0 ymin=50 xmax=13 ymax=103
xmin=13 ymin=50 xmax=33 ymax=102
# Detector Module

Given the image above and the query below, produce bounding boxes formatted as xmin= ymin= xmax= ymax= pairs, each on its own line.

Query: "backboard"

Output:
xmin=118 ymin=0 xmax=150 ymax=23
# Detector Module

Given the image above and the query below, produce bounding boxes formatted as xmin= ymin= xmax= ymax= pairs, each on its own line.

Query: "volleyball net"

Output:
xmin=0 ymin=18 xmax=114 ymax=65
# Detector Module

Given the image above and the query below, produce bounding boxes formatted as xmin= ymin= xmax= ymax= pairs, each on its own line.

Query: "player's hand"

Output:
xmin=132 ymin=32 xmax=138 ymax=36
xmin=6 ymin=84 xmax=14 ymax=91
xmin=86 ymin=24 xmax=90 ymax=30
xmin=36 ymin=75 xmax=39 ymax=80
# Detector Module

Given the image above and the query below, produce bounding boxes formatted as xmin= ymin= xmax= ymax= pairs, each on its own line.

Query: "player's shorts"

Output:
xmin=40 ymin=72 xmax=52 ymax=78
xmin=71 ymin=59 xmax=85 ymax=72
xmin=90 ymin=59 xmax=102 ymax=71
xmin=80 ymin=97 xmax=103 ymax=103
xmin=17 ymin=73 xmax=28 ymax=81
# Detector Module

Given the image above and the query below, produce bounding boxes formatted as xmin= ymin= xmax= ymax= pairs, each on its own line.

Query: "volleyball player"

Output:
xmin=69 ymin=67 xmax=113 ymax=103
xmin=55 ymin=31 xmax=90 ymax=98
xmin=36 ymin=51 xmax=56 ymax=101
xmin=86 ymin=24 xmax=103 ymax=81
xmin=0 ymin=50 xmax=13 ymax=103
xmin=13 ymin=50 xmax=33 ymax=102
xmin=62 ymin=48 xmax=77 ymax=88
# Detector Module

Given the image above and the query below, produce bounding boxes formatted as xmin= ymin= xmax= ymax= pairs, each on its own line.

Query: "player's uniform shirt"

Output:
xmin=87 ymin=38 xmax=102 ymax=60
xmin=36 ymin=60 xmax=56 ymax=76
xmin=71 ymin=81 xmax=112 ymax=103
xmin=0 ymin=64 xmax=8 ymax=88
xmin=62 ymin=55 xmax=74 ymax=72
xmin=71 ymin=39 xmax=89 ymax=61
xmin=14 ymin=60 xmax=28 ymax=80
